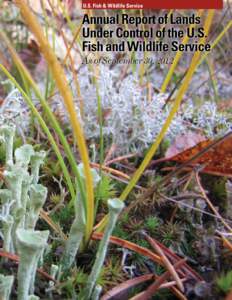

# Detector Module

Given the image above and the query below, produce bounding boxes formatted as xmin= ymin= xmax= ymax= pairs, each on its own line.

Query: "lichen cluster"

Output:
xmin=0 ymin=125 xmax=123 ymax=300
xmin=0 ymin=125 xmax=48 ymax=300
xmin=2 ymin=65 xmax=231 ymax=156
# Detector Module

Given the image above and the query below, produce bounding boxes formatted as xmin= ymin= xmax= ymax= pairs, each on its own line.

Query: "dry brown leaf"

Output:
xmin=166 ymin=135 xmax=232 ymax=177
xmin=165 ymin=132 xmax=206 ymax=158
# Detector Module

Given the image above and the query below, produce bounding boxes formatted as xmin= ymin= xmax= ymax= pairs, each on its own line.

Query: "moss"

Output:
xmin=217 ymin=270 xmax=232 ymax=294
xmin=145 ymin=216 xmax=160 ymax=231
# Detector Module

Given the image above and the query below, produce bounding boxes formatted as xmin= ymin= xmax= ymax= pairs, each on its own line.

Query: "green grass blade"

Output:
xmin=0 ymin=64 xmax=75 ymax=199
xmin=15 ymin=0 xmax=94 ymax=243
xmin=95 ymin=10 xmax=215 ymax=232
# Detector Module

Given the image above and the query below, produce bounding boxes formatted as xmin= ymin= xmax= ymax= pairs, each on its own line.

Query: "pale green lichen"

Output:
xmin=92 ymin=285 xmax=102 ymax=300
xmin=20 ymin=172 xmax=32 ymax=227
xmin=16 ymin=229 xmax=49 ymax=300
xmin=0 ymin=274 xmax=14 ymax=300
xmin=0 ymin=124 xmax=15 ymax=166
xmin=77 ymin=163 xmax=100 ymax=187
xmin=0 ymin=125 xmax=49 ymax=299
xmin=46 ymin=264 xmax=59 ymax=297
xmin=0 ymin=189 xmax=14 ymax=252
xmin=3 ymin=165 xmax=27 ymax=211
xmin=26 ymin=184 xmax=47 ymax=229
xmin=49 ymin=264 xmax=58 ymax=287
xmin=82 ymin=198 xmax=124 ymax=299
xmin=28 ymin=295 xmax=40 ymax=300
xmin=0 ymin=189 xmax=12 ymax=204
xmin=0 ymin=125 xmax=121 ymax=300
xmin=31 ymin=151 xmax=46 ymax=184
xmin=2 ymin=214 xmax=14 ymax=252
xmin=3 ymin=166 xmax=32 ymax=250
xmin=60 ymin=164 xmax=100 ymax=273
xmin=12 ymin=208 xmax=26 ymax=250
xmin=60 ymin=193 xmax=86 ymax=272
xmin=15 ymin=144 xmax=35 ymax=168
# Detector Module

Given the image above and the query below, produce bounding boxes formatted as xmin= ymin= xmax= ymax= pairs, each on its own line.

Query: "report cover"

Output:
xmin=0 ymin=1 xmax=232 ymax=299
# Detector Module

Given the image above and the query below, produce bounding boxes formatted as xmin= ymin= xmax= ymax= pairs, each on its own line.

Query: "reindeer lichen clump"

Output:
xmin=53 ymin=65 xmax=232 ymax=155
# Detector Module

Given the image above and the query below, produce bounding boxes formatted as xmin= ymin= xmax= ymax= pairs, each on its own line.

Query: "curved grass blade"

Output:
xmin=161 ymin=10 xmax=203 ymax=93
xmin=0 ymin=29 xmax=85 ymax=205
xmin=14 ymin=0 xmax=95 ymax=243
xmin=0 ymin=64 xmax=75 ymax=199
xmin=95 ymin=10 xmax=215 ymax=232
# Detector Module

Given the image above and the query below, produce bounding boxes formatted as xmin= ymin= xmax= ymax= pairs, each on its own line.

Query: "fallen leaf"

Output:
xmin=165 ymin=132 xmax=206 ymax=158
xmin=166 ymin=134 xmax=232 ymax=177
